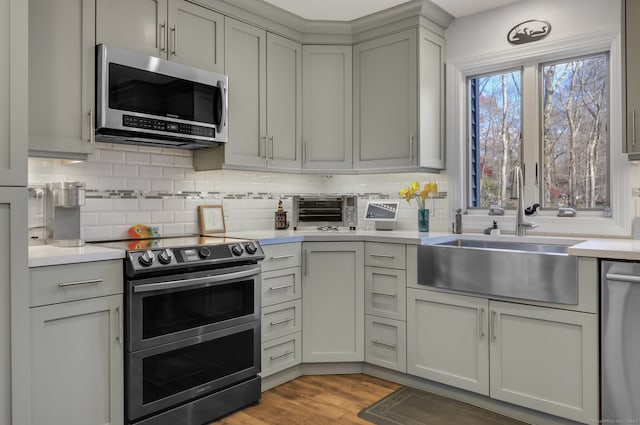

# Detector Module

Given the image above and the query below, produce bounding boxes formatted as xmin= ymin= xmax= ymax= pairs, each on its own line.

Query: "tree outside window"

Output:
xmin=469 ymin=53 xmax=609 ymax=211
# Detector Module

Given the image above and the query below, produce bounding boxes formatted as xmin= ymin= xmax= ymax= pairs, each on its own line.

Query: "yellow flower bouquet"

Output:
xmin=399 ymin=181 xmax=438 ymax=210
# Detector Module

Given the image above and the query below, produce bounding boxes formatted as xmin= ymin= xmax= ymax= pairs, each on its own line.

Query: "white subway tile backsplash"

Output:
xmin=173 ymin=155 xmax=193 ymax=168
xmin=151 ymin=179 xmax=174 ymax=192
xmin=163 ymin=198 xmax=185 ymax=211
xmin=113 ymin=164 xmax=138 ymax=177
xmin=163 ymin=167 xmax=185 ymax=180
xmin=99 ymin=176 xmax=126 ymax=190
xmin=83 ymin=198 xmax=113 ymax=212
xmin=163 ymin=223 xmax=186 ymax=235
xmin=125 ymin=152 xmax=151 ymax=165
xmin=150 ymin=154 xmax=173 ymax=167
xmin=112 ymin=198 xmax=139 ymax=211
xmin=99 ymin=212 xmax=128 ymax=225
xmin=151 ymin=211 xmax=174 ymax=223
xmin=139 ymin=198 xmax=163 ymax=210
xmin=139 ymin=166 xmax=164 ymax=178
xmin=82 ymin=226 xmax=113 ymax=241
xmin=126 ymin=212 xmax=152 ymax=224
xmin=98 ymin=149 xmax=126 ymax=164
xmin=175 ymin=180 xmax=196 ymax=193
xmin=29 ymin=144 xmax=450 ymax=238
xmin=125 ymin=178 xmax=151 ymax=191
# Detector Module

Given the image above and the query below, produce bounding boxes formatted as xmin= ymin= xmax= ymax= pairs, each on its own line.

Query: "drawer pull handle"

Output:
xmin=370 ymin=254 xmax=396 ymax=259
xmin=371 ymin=339 xmax=396 ymax=349
xmin=58 ymin=278 xmax=103 ymax=288
xmin=271 ymin=255 xmax=294 ymax=260
xmin=270 ymin=350 xmax=293 ymax=360
xmin=269 ymin=283 xmax=295 ymax=291
xmin=371 ymin=291 xmax=396 ymax=297
xmin=270 ymin=317 xmax=294 ymax=326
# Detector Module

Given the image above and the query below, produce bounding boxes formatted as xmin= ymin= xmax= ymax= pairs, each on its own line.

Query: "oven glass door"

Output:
xmin=297 ymin=198 xmax=344 ymax=223
xmin=129 ymin=264 xmax=261 ymax=351
xmin=128 ymin=321 xmax=260 ymax=421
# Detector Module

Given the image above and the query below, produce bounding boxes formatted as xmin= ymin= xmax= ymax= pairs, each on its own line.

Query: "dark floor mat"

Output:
xmin=358 ymin=387 xmax=530 ymax=425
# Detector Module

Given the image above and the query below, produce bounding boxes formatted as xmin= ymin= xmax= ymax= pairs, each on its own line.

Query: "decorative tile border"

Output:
xmin=82 ymin=189 xmax=448 ymax=200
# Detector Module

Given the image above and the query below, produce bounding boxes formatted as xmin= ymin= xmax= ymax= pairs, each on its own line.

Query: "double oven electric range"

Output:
xmin=98 ymin=236 xmax=264 ymax=425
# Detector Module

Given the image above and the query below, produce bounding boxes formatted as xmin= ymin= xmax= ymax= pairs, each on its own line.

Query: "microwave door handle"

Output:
xmin=217 ymin=80 xmax=227 ymax=129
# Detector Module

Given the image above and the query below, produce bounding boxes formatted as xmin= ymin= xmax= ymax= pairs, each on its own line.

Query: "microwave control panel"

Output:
xmin=123 ymin=115 xmax=215 ymax=138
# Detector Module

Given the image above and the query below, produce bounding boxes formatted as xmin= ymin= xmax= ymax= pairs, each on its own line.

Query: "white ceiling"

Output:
xmin=260 ymin=0 xmax=521 ymax=21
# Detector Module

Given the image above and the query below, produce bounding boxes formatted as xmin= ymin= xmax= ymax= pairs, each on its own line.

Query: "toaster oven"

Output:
xmin=291 ymin=195 xmax=357 ymax=230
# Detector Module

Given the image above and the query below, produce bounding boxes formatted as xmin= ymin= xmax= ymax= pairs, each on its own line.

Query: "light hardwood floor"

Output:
xmin=211 ymin=374 xmax=401 ymax=425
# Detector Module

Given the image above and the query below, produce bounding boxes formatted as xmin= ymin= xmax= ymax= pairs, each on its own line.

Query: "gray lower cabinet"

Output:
xmin=195 ymin=18 xmax=301 ymax=171
xmin=29 ymin=0 xmax=95 ymax=160
xmin=407 ymin=288 xmax=599 ymax=424
xmin=0 ymin=189 xmax=28 ymax=425
xmin=302 ymin=45 xmax=353 ymax=171
xmin=353 ymin=26 xmax=445 ymax=171
xmin=260 ymin=243 xmax=302 ymax=377
xmin=29 ymin=261 xmax=124 ymax=425
xmin=364 ymin=242 xmax=407 ymax=373
xmin=302 ymin=242 xmax=364 ymax=362
xmin=96 ymin=0 xmax=224 ymax=73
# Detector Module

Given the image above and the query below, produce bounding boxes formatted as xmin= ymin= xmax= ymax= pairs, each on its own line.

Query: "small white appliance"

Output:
xmin=364 ymin=201 xmax=399 ymax=230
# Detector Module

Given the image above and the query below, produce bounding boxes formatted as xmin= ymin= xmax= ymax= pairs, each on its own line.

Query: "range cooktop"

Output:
xmin=91 ymin=235 xmax=264 ymax=276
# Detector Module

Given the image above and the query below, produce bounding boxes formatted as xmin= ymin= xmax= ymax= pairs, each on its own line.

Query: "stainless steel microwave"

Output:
xmin=95 ymin=44 xmax=228 ymax=149
xmin=292 ymin=195 xmax=358 ymax=230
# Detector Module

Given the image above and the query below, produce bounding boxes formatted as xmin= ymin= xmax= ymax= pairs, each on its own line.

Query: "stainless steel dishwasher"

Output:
xmin=601 ymin=261 xmax=640 ymax=423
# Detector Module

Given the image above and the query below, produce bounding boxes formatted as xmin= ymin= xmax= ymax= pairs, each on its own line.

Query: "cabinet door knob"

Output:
xmin=170 ymin=24 xmax=178 ymax=56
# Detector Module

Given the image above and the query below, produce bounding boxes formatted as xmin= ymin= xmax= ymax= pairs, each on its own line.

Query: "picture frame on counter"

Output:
xmin=198 ymin=205 xmax=226 ymax=234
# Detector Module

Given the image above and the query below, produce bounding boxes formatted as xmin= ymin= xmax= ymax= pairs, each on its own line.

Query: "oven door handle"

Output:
xmin=133 ymin=267 xmax=261 ymax=293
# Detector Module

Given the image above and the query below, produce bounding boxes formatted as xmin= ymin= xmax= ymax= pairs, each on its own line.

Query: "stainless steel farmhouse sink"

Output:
xmin=418 ymin=237 xmax=581 ymax=304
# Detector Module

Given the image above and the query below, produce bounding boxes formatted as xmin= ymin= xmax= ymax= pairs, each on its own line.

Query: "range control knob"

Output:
xmin=244 ymin=242 xmax=258 ymax=255
xmin=138 ymin=250 xmax=155 ymax=267
xmin=198 ymin=247 xmax=211 ymax=259
xmin=231 ymin=244 xmax=244 ymax=256
xmin=158 ymin=249 xmax=173 ymax=265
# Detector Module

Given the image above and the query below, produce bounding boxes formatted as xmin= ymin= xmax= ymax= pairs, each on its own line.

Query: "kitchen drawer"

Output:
xmin=30 ymin=260 xmax=123 ymax=307
xmin=261 ymin=332 xmax=301 ymax=377
xmin=261 ymin=243 xmax=301 ymax=272
xmin=262 ymin=267 xmax=301 ymax=307
xmin=365 ymin=266 xmax=407 ymax=321
xmin=365 ymin=314 xmax=407 ymax=373
xmin=262 ymin=299 xmax=302 ymax=342
xmin=365 ymin=242 xmax=406 ymax=269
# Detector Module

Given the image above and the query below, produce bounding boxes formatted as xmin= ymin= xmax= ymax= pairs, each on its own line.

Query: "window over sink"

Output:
xmin=468 ymin=53 xmax=610 ymax=212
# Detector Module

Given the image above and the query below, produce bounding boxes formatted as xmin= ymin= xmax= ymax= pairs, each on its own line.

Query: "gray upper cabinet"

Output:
xmin=266 ymin=33 xmax=302 ymax=170
xmin=353 ymin=27 xmax=445 ymax=171
xmin=624 ymin=0 xmax=640 ymax=155
xmin=0 ymin=0 xmax=28 ymax=186
xmin=302 ymin=45 xmax=353 ymax=171
xmin=354 ymin=29 xmax=418 ymax=170
xmin=29 ymin=0 xmax=96 ymax=160
xmin=96 ymin=0 xmax=224 ymax=73
xmin=418 ymin=27 xmax=445 ymax=170
xmin=221 ymin=18 xmax=268 ymax=168
xmin=219 ymin=18 xmax=301 ymax=171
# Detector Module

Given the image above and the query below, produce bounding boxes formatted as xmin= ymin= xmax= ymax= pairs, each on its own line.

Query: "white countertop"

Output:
xmin=221 ymin=229 xmax=453 ymax=245
xmin=568 ymin=238 xmax=640 ymax=261
xmin=29 ymin=244 xmax=125 ymax=267
xmin=29 ymin=230 xmax=640 ymax=266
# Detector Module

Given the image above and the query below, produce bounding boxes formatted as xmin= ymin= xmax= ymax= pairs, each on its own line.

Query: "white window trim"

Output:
xmin=446 ymin=31 xmax=630 ymax=238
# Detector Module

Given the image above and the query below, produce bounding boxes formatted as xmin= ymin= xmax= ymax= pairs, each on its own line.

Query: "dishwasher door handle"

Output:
xmin=605 ymin=273 xmax=640 ymax=283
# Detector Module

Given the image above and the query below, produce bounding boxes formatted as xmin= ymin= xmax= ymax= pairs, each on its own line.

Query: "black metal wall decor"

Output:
xmin=507 ymin=19 xmax=551 ymax=45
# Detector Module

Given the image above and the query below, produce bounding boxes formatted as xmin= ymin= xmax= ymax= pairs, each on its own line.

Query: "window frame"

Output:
xmin=446 ymin=31 xmax=629 ymax=237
